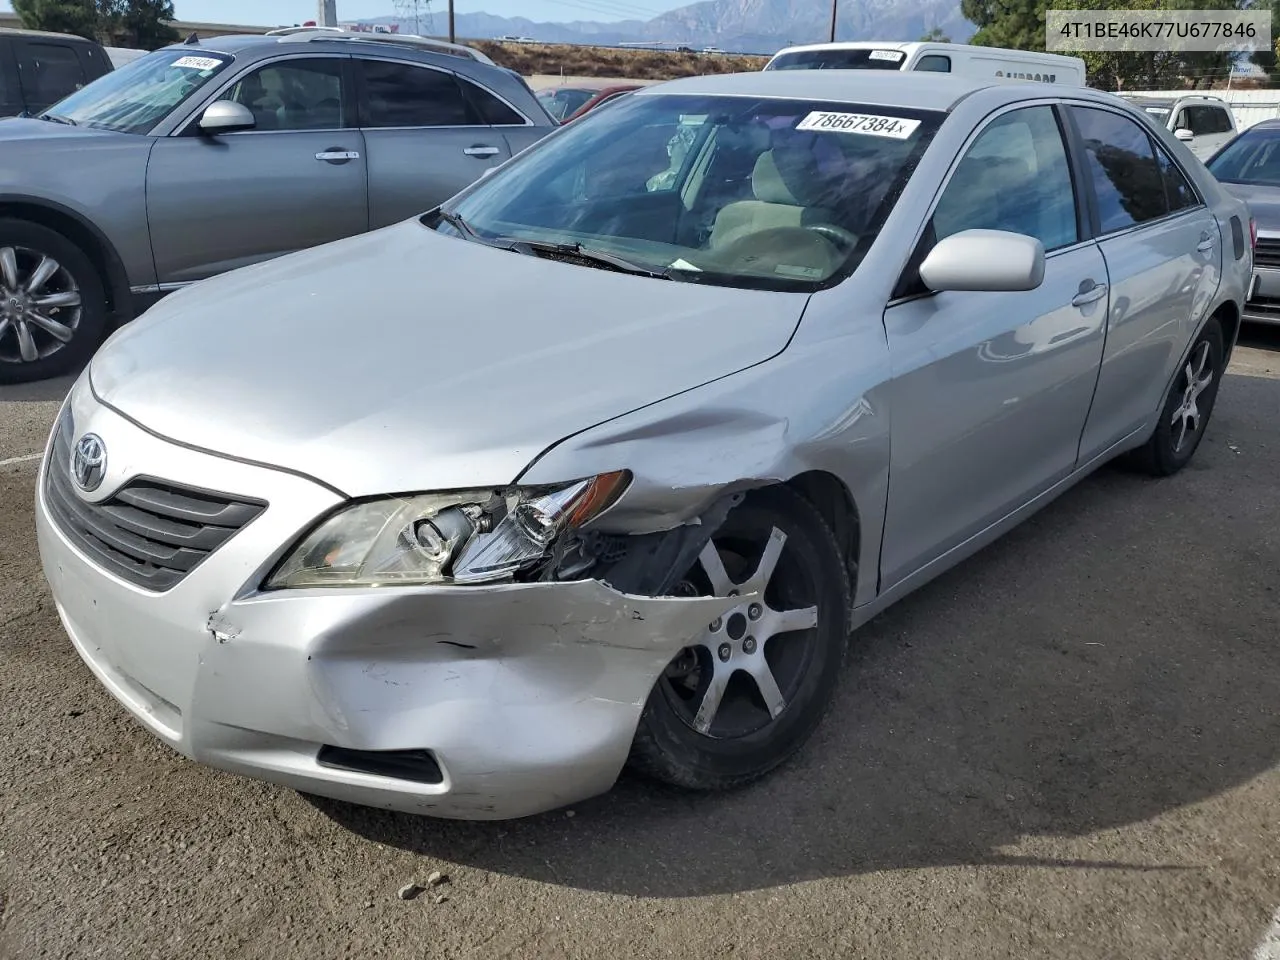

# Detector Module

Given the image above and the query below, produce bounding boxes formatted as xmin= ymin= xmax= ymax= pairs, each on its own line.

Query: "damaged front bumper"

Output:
xmin=35 ymin=388 xmax=745 ymax=820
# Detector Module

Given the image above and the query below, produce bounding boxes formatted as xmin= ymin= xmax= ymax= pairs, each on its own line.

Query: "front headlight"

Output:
xmin=264 ymin=471 xmax=630 ymax=589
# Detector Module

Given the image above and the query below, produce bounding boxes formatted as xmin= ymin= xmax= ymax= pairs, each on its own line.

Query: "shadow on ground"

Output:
xmin=314 ymin=371 xmax=1280 ymax=898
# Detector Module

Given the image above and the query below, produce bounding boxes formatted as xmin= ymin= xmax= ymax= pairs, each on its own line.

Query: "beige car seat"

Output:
xmin=709 ymin=147 xmax=842 ymax=249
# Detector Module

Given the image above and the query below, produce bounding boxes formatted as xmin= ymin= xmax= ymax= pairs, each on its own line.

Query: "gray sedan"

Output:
xmin=35 ymin=71 xmax=1250 ymax=819
xmin=0 ymin=31 xmax=554 ymax=384
xmin=1206 ymin=118 xmax=1280 ymax=324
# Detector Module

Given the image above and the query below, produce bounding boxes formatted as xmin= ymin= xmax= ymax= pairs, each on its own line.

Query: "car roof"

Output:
xmin=0 ymin=26 xmax=100 ymax=43
xmin=636 ymin=70 xmax=1029 ymax=112
xmin=188 ymin=31 xmax=494 ymax=65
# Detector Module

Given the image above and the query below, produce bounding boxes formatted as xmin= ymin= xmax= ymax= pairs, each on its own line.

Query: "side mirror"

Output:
xmin=919 ymin=229 xmax=1045 ymax=293
xmin=1174 ymin=127 xmax=1194 ymax=142
xmin=198 ymin=100 xmax=256 ymax=134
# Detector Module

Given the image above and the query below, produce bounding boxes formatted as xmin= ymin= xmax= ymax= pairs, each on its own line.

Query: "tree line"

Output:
xmin=13 ymin=0 xmax=179 ymax=50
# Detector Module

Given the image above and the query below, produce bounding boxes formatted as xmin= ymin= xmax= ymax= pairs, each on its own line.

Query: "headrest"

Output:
xmin=751 ymin=151 xmax=801 ymax=205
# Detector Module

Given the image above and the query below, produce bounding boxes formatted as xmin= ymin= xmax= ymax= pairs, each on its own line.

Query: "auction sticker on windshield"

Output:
xmin=796 ymin=112 xmax=921 ymax=139
xmin=171 ymin=56 xmax=224 ymax=70
xmin=869 ymin=49 xmax=906 ymax=61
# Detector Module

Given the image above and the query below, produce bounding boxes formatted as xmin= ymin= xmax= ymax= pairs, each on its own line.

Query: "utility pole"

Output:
xmin=449 ymin=0 xmax=456 ymax=42
xmin=829 ymin=0 xmax=838 ymax=42
xmin=318 ymin=0 xmax=337 ymax=27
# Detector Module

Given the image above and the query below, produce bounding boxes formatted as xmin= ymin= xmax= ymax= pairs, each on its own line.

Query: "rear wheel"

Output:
xmin=628 ymin=486 xmax=851 ymax=791
xmin=0 ymin=219 xmax=107 ymax=385
xmin=1128 ymin=317 xmax=1224 ymax=477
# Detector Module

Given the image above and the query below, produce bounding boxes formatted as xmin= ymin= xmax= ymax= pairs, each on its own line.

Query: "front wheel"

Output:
xmin=0 ymin=219 xmax=107 ymax=385
xmin=627 ymin=486 xmax=851 ymax=791
xmin=1128 ymin=317 xmax=1225 ymax=477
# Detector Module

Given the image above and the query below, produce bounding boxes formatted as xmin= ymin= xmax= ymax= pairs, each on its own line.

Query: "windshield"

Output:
xmin=45 ymin=48 xmax=234 ymax=134
xmin=768 ymin=49 xmax=907 ymax=71
xmin=1207 ymin=127 xmax=1280 ymax=184
xmin=438 ymin=93 xmax=942 ymax=292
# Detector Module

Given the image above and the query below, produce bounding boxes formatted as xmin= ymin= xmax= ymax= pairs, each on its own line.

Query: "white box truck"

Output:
xmin=763 ymin=41 xmax=1087 ymax=87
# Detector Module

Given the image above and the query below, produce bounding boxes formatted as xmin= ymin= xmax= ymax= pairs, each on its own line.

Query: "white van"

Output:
xmin=763 ymin=41 xmax=1087 ymax=87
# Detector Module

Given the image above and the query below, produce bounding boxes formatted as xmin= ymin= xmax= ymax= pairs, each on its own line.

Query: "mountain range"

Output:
xmin=365 ymin=0 xmax=976 ymax=55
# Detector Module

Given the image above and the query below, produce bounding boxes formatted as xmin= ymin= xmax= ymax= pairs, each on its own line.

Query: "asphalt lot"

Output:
xmin=1 ymin=330 xmax=1279 ymax=959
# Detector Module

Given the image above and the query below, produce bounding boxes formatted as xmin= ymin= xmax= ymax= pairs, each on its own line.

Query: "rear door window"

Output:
xmin=16 ymin=40 xmax=88 ymax=108
xmin=1070 ymin=106 xmax=1169 ymax=233
xmin=358 ymin=59 xmax=474 ymax=127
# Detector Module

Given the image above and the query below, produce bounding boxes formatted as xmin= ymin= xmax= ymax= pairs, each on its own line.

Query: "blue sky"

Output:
xmin=0 ymin=1 xmax=691 ymax=26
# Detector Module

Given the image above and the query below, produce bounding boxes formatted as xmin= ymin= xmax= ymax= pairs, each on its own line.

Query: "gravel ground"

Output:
xmin=0 ymin=332 xmax=1278 ymax=960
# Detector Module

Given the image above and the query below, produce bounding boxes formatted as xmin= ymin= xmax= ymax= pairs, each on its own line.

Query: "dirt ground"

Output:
xmin=0 ymin=334 xmax=1278 ymax=960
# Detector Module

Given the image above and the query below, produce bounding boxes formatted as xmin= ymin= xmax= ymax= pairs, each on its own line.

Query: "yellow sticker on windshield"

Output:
xmin=796 ymin=112 xmax=921 ymax=139
xmin=171 ymin=56 xmax=223 ymax=70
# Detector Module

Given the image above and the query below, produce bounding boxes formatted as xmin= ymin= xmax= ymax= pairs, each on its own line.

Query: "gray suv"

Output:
xmin=0 ymin=30 xmax=554 ymax=383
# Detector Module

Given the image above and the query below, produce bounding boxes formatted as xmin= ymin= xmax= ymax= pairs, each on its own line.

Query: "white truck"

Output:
xmin=763 ymin=41 xmax=1087 ymax=87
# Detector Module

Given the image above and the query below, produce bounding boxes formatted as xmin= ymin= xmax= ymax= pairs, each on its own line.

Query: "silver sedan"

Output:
xmin=35 ymin=71 xmax=1251 ymax=819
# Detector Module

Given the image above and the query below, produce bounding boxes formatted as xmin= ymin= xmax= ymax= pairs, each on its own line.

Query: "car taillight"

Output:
xmin=1250 ymin=216 xmax=1257 ymax=250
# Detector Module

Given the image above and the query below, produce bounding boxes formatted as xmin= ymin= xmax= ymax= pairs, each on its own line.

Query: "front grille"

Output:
xmin=1255 ymin=238 xmax=1280 ymax=269
xmin=1244 ymin=295 xmax=1280 ymax=319
xmin=44 ymin=412 xmax=266 ymax=592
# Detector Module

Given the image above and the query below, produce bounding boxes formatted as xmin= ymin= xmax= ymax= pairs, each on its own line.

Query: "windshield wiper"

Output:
xmin=39 ymin=113 xmax=76 ymax=126
xmin=511 ymin=239 xmax=672 ymax=280
xmin=434 ymin=210 xmax=670 ymax=279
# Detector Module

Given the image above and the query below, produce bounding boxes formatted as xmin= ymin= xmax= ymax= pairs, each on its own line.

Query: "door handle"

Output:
xmin=316 ymin=150 xmax=360 ymax=163
xmin=463 ymin=145 xmax=501 ymax=158
xmin=1197 ymin=232 xmax=1216 ymax=253
xmin=1071 ymin=281 xmax=1108 ymax=307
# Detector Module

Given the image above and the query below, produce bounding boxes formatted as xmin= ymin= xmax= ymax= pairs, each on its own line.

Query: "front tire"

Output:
xmin=628 ymin=486 xmax=851 ymax=791
xmin=1128 ymin=316 xmax=1225 ymax=477
xmin=0 ymin=219 xmax=107 ymax=385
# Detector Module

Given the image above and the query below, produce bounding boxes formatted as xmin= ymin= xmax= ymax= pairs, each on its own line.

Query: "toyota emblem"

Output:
xmin=72 ymin=433 xmax=107 ymax=492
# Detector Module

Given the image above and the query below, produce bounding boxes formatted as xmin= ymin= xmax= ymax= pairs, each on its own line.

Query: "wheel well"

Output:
xmin=0 ymin=201 xmax=129 ymax=319
xmin=785 ymin=471 xmax=860 ymax=586
xmin=1213 ymin=299 xmax=1241 ymax=361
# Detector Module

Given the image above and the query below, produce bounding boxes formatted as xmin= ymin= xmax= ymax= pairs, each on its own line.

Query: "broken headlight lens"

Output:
xmin=264 ymin=471 xmax=630 ymax=589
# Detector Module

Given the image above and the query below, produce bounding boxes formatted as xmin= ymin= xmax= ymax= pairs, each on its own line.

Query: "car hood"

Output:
xmin=91 ymin=220 xmax=807 ymax=497
xmin=1220 ymin=181 xmax=1280 ymax=231
xmin=0 ymin=116 xmax=124 ymax=144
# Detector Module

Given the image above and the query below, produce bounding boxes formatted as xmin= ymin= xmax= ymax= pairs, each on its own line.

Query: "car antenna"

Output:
xmin=184 ymin=31 xmax=200 ymax=44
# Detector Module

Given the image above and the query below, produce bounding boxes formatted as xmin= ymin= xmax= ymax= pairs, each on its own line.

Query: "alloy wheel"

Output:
xmin=661 ymin=527 xmax=820 ymax=739
xmin=0 ymin=245 xmax=83 ymax=365
xmin=1170 ymin=339 xmax=1215 ymax=455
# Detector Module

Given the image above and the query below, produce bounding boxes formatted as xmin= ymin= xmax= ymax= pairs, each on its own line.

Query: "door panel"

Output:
xmin=881 ymin=245 xmax=1110 ymax=587
xmin=1068 ymin=104 xmax=1222 ymax=461
xmin=147 ymin=130 xmax=369 ymax=283
xmin=356 ymin=58 xmax=512 ymax=228
xmin=147 ymin=57 xmax=369 ymax=285
xmin=880 ymin=104 xmax=1108 ymax=588
xmin=1078 ymin=212 xmax=1220 ymax=460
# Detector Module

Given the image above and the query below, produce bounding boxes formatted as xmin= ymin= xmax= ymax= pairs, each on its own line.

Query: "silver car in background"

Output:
xmin=1206 ymin=118 xmax=1280 ymax=325
xmin=35 ymin=72 xmax=1250 ymax=820
xmin=0 ymin=30 xmax=554 ymax=384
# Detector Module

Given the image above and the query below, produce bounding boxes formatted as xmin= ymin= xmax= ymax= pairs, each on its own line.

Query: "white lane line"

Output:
xmin=0 ymin=452 xmax=41 ymax=468
xmin=1253 ymin=909 xmax=1280 ymax=960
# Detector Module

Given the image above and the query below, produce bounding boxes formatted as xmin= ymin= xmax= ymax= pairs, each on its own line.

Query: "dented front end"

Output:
xmin=35 ymin=380 xmax=756 ymax=819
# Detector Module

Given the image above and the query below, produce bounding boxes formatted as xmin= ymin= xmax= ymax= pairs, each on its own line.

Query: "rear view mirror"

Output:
xmin=919 ymin=229 xmax=1045 ymax=292
xmin=1174 ymin=128 xmax=1194 ymax=141
xmin=199 ymin=101 xmax=256 ymax=134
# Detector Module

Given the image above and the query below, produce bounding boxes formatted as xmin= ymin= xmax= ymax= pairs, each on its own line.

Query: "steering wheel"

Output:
xmin=804 ymin=223 xmax=860 ymax=254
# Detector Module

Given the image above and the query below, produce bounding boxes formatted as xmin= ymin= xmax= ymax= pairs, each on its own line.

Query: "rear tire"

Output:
xmin=1127 ymin=317 xmax=1224 ymax=477
xmin=627 ymin=486 xmax=851 ymax=791
xmin=0 ymin=219 xmax=107 ymax=385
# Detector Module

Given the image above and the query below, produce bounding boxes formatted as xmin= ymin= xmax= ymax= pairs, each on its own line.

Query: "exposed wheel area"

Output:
xmin=0 ymin=219 xmax=106 ymax=385
xmin=628 ymin=485 xmax=851 ymax=790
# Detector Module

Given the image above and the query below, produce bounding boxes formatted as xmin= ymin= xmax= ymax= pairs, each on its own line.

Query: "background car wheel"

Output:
xmin=1127 ymin=316 xmax=1225 ymax=477
xmin=628 ymin=485 xmax=851 ymax=791
xmin=0 ymin=219 xmax=107 ymax=385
